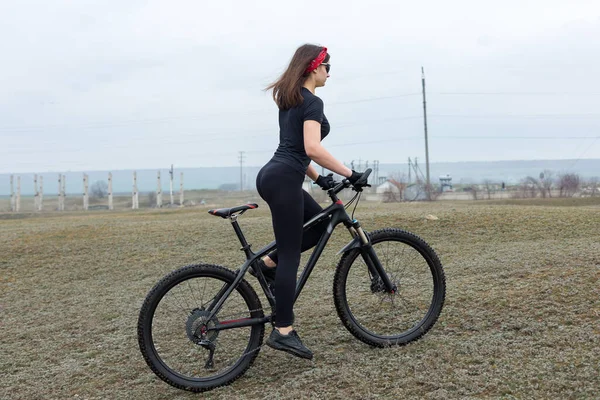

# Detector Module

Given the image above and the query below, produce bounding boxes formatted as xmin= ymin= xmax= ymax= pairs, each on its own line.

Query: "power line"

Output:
xmin=433 ymin=92 xmax=600 ymax=96
xmin=430 ymin=135 xmax=600 ymax=140
xmin=429 ymin=113 xmax=600 ymax=118
xmin=6 ymin=132 xmax=599 ymax=157
xmin=4 ymin=108 xmax=598 ymax=137
xmin=3 ymin=89 xmax=599 ymax=134
xmin=327 ymin=93 xmax=421 ymax=105
xmin=20 ymin=110 xmax=600 ymax=149
xmin=4 ymin=115 xmax=425 ymax=149
xmin=0 ymin=93 xmax=422 ymax=133
xmin=570 ymin=137 xmax=600 ymax=168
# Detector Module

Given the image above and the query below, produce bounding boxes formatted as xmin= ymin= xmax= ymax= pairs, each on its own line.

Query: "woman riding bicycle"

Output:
xmin=255 ymin=44 xmax=365 ymax=359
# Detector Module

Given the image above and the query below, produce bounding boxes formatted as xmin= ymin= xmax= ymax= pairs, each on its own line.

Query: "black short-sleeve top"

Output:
xmin=271 ymin=87 xmax=330 ymax=174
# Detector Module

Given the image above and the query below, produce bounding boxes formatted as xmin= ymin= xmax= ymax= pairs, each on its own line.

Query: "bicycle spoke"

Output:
xmin=341 ymin=233 xmax=439 ymax=339
xmin=148 ymin=272 xmax=261 ymax=380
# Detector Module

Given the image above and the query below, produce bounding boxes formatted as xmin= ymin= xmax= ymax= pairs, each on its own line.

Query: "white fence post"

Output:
xmin=108 ymin=172 xmax=113 ymax=210
xmin=39 ymin=176 xmax=43 ymax=211
xmin=179 ymin=172 xmax=184 ymax=207
xmin=34 ymin=174 xmax=39 ymax=211
xmin=132 ymin=171 xmax=139 ymax=209
xmin=16 ymin=176 xmax=21 ymax=212
xmin=157 ymin=171 xmax=162 ymax=208
xmin=10 ymin=175 xmax=15 ymax=212
xmin=169 ymin=164 xmax=174 ymax=206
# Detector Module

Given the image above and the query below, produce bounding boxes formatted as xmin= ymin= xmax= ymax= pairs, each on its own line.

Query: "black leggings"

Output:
xmin=256 ymin=160 xmax=328 ymax=327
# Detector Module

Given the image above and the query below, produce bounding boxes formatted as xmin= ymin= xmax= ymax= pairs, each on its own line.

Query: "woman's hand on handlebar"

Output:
xmin=315 ymin=173 xmax=336 ymax=190
xmin=348 ymin=169 xmax=372 ymax=190
xmin=348 ymin=170 xmax=364 ymax=185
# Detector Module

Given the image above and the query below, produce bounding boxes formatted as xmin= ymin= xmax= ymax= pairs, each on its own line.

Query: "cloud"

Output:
xmin=1 ymin=1 xmax=600 ymax=173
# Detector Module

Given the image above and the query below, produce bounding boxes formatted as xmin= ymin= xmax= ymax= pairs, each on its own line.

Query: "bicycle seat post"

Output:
xmin=229 ymin=214 xmax=253 ymax=258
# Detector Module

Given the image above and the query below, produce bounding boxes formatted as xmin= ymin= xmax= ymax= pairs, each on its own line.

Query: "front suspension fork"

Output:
xmin=349 ymin=221 xmax=397 ymax=294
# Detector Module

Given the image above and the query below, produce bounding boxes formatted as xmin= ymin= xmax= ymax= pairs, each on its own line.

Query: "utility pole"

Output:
xmin=373 ymin=160 xmax=379 ymax=185
xmin=239 ymin=151 xmax=245 ymax=191
xmin=83 ymin=174 xmax=89 ymax=211
xmin=169 ymin=164 xmax=174 ymax=205
xmin=132 ymin=171 xmax=139 ymax=210
xmin=34 ymin=174 xmax=39 ymax=211
xmin=108 ymin=172 xmax=113 ymax=210
xmin=10 ymin=175 xmax=15 ymax=212
xmin=421 ymin=67 xmax=431 ymax=199
xmin=16 ymin=176 xmax=21 ymax=212
xmin=39 ymin=176 xmax=43 ymax=211
xmin=61 ymin=175 xmax=66 ymax=211
xmin=408 ymin=157 xmax=412 ymax=184
xmin=58 ymin=174 xmax=63 ymax=211
xmin=414 ymin=157 xmax=420 ymax=183
xmin=157 ymin=171 xmax=162 ymax=208
xmin=179 ymin=172 xmax=184 ymax=207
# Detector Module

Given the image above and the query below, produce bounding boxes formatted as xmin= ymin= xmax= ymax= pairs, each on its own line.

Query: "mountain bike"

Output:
xmin=137 ymin=169 xmax=446 ymax=392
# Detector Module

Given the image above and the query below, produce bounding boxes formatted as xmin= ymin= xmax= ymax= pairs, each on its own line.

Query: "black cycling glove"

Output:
xmin=315 ymin=173 xmax=335 ymax=190
xmin=348 ymin=170 xmax=364 ymax=185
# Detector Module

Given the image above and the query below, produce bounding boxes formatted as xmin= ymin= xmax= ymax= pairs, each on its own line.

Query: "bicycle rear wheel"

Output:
xmin=333 ymin=228 xmax=445 ymax=347
xmin=137 ymin=264 xmax=264 ymax=392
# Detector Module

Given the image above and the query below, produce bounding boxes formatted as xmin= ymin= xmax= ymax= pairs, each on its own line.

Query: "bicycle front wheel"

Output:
xmin=333 ymin=228 xmax=445 ymax=347
xmin=137 ymin=264 xmax=265 ymax=392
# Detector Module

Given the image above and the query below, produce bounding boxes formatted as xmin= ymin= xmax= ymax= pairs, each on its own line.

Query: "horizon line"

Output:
xmin=2 ymin=157 xmax=599 ymax=175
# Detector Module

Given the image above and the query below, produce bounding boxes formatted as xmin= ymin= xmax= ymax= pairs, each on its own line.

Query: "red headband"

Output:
xmin=305 ymin=47 xmax=328 ymax=74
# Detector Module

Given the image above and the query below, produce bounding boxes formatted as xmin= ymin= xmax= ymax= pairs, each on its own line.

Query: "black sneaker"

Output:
xmin=248 ymin=259 xmax=277 ymax=285
xmin=266 ymin=329 xmax=313 ymax=360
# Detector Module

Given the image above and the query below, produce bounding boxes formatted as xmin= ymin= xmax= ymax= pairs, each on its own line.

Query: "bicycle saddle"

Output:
xmin=208 ymin=203 xmax=258 ymax=218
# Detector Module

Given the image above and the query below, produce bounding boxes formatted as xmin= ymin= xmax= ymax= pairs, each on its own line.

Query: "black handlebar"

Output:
xmin=331 ymin=168 xmax=373 ymax=195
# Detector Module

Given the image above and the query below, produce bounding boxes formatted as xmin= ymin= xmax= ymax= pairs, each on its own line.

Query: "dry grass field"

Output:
xmin=1 ymin=197 xmax=599 ymax=399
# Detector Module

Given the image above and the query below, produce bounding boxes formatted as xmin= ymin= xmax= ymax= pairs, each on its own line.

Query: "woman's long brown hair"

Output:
xmin=265 ymin=44 xmax=330 ymax=110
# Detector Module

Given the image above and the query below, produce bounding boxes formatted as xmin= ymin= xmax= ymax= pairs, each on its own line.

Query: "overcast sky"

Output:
xmin=1 ymin=0 xmax=599 ymax=174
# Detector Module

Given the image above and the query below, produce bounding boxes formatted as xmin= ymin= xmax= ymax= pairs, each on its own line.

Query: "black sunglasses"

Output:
xmin=321 ymin=63 xmax=331 ymax=73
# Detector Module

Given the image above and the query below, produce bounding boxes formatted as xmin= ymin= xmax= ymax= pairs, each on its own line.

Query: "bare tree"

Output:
xmin=382 ymin=188 xmax=398 ymax=203
xmin=389 ymin=172 xmax=407 ymax=200
xmin=464 ymin=186 xmax=480 ymax=200
xmin=524 ymin=176 xmax=539 ymax=198
xmin=558 ymin=173 xmax=581 ymax=197
xmin=538 ymin=170 xmax=554 ymax=198
xmin=91 ymin=180 xmax=108 ymax=199
xmin=482 ymin=180 xmax=495 ymax=200
xmin=587 ymin=177 xmax=599 ymax=197
xmin=379 ymin=172 xmax=407 ymax=202
xmin=424 ymin=183 xmax=442 ymax=201
xmin=512 ymin=177 xmax=539 ymax=199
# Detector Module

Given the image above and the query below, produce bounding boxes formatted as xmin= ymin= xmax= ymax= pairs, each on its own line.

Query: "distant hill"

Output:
xmin=1 ymin=159 xmax=599 ymax=196
xmin=378 ymin=159 xmax=600 ymax=185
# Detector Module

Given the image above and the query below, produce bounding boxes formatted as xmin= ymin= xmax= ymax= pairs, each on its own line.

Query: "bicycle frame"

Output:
xmin=205 ymin=180 xmax=396 ymax=333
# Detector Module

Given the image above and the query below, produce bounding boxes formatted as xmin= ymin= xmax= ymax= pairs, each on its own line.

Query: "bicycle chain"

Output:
xmin=186 ymin=276 xmax=403 ymax=371
xmin=197 ymin=306 xmax=271 ymax=370
xmin=199 ymin=285 xmax=399 ymax=370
